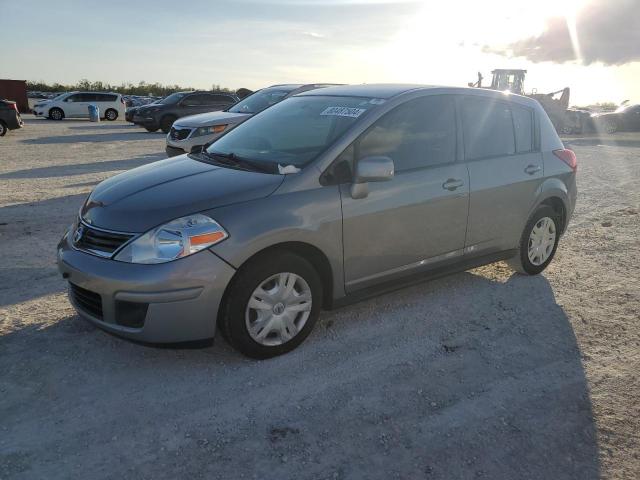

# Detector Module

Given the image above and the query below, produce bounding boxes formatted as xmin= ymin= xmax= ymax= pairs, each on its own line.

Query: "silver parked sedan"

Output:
xmin=58 ymin=84 xmax=577 ymax=358
xmin=165 ymin=84 xmax=339 ymax=157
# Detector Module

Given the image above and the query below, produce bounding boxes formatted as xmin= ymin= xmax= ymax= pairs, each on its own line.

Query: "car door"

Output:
xmin=461 ymin=96 xmax=543 ymax=254
xmin=94 ymin=93 xmax=112 ymax=115
xmin=63 ymin=93 xmax=89 ymax=117
xmin=339 ymin=95 xmax=469 ymax=292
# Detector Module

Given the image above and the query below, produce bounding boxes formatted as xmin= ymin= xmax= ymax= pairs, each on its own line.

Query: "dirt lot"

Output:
xmin=1 ymin=116 xmax=638 ymax=479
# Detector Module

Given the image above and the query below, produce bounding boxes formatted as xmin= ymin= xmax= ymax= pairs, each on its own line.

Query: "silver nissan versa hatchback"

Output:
xmin=57 ymin=84 xmax=577 ymax=358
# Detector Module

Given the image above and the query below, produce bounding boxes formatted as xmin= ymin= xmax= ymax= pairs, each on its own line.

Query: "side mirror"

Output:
xmin=190 ymin=145 xmax=205 ymax=154
xmin=350 ymin=156 xmax=394 ymax=199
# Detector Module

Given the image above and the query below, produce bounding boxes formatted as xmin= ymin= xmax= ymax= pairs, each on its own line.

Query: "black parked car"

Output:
xmin=591 ymin=104 xmax=640 ymax=133
xmin=0 ymin=99 xmax=23 ymax=136
xmin=132 ymin=91 xmax=239 ymax=133
xmin=126 ymin=98 xmax=162 ymax=123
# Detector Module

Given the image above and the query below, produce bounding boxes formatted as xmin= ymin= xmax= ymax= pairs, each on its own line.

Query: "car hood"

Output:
xmin=173 ymin=111 xmax=251 ymax=128
xmin=81 ymin=155 xmax=285 ymax=233
xmin=136 ymin=104 xmax=165 ymax=113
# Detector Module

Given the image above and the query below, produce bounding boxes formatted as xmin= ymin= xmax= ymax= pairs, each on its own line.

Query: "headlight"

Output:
xmin=192 ymin=124 xmax=227 ymax=138
xmin=114 ymin=214 xmax=228 ymax=264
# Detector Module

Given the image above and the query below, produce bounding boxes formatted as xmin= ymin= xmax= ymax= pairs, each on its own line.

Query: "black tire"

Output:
xmin=49 ymin=107 xmax=64 ymax=120
xmin=104 ymin=108 xmax=118 ymax=121
xmin=219 ymin=251 xmax=323 ymax=359
xmin=507 ymin=205 xmax=560 ymax=275
xmin=0 ymin=121 xmax=6 ymax=137
xmin=144 ymin=126 xmax=159 ymax=133
xmin=160 ymin=115 xmax=176 ymax=134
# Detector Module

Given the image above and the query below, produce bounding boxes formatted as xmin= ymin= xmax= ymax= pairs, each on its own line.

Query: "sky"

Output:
xmin=2 ymin=0 xmax=639 ymax=106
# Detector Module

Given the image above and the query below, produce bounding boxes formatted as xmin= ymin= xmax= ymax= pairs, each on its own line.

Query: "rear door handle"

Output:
xmin=524 ymin=164 xmax=542 ymax=175
xmin=442 ymin=178 xmax=464 ymax=191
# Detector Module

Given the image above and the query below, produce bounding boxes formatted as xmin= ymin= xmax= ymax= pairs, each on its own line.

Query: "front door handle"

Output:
xmin=524 ymin=164 xmax=542 ymax=175
xmin=442 ymin=178 xmax=464 ymax=191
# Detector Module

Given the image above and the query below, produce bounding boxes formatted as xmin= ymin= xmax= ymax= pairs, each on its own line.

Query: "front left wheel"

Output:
xmin=219 ymin=252 xmax=323 ymax=359
xmin=49 ymin=107 xmax=64 ymax=120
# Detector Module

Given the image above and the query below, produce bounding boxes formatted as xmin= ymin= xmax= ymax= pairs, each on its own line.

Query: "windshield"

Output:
xmin=227 ymin=88 xmax=292 ymax=114
xmin=207 ymin=95 xmax=377 ymax=168
xmin=158 ymin=92 xmax=189 ymax=105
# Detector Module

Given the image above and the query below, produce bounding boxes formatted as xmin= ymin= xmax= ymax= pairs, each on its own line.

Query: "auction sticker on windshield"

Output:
xmin=320 ymin=106 xmax=367 ymax=118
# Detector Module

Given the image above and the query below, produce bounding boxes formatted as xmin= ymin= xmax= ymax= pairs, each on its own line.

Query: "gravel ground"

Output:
xmin=0 ymin=116 xmax=638 ymax=479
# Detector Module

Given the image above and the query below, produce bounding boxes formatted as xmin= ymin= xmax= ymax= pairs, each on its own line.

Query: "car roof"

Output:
xmin=298 ymin=84 xmax=430 ymax=99
xmin=266 ymin=84 xmax=304 ymax=90
xmin=297 ymin=83 xmax=541 ymax=106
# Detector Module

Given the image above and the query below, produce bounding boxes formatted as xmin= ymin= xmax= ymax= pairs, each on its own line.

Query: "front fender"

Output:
xmin=206 ymin=185 xmax=346 ymax=300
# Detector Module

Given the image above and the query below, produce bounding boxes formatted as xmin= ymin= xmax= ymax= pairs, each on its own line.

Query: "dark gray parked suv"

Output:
xmin=0 ymin=99 xmax=23 ymax=136
xmin=132 ymin=91 xmax=239 ymax=133
xmin=58 ymin=84 xmax=577 ymax=358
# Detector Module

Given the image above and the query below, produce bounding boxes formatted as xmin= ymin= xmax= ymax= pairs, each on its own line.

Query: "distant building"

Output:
xmin=0 ymin=79 xmax=29 ymax=113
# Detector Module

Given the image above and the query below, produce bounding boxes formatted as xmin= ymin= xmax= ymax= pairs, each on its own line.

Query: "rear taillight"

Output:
xmin=9 ymin=103 xmax=18 ymax=112
xmin=553 ymin=148 xmax=577 ymax=172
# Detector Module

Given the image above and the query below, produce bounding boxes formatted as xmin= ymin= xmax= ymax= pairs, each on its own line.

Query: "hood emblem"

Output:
xmin=73 ymin=225 xmax=85 ymax=244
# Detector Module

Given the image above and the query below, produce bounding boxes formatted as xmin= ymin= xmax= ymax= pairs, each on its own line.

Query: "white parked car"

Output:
xmin=32 ymin=92 xmax=126 ymax=121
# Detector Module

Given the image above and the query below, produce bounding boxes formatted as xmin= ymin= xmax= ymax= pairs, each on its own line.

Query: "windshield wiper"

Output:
xmin=200 ymin=151 xmax=275 ymax=174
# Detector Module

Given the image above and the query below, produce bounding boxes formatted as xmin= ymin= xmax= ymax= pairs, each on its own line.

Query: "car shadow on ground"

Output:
xmin=20 ymin=131 xmax=165 ymax=145
xmin=0 ymin=153 xmax=164 ymax=179
xmin=0 ymin=269 xmax=600 ymax=479
xmin=67 ymin=124 xmax=140 ymax=131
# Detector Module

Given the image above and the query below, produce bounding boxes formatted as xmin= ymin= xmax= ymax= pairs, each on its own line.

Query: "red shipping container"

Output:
xmin=0 ymin=79 xmax=29 ymax=113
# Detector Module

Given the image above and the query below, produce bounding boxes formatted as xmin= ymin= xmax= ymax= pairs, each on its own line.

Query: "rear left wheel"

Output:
xmin=0 ymin=121 xmax=6 ymax=136
xmin=105 ymin=109 xmax=118 ymax=121
xmin=507 ymin=205 xmax=560 ymax=275
xmin=219 ymin=252 xmax=322 ymax=359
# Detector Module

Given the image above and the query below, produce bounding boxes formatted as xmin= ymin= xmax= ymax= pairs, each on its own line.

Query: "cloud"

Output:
xmin=301 ymin=31 xmax=326 ymax=39
xmin=485 ymin=0 xmax=640 ymax=65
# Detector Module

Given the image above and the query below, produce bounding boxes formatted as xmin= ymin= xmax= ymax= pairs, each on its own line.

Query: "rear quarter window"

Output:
xmin=95 ymin=94 xmax=118 ymax=102
xmin=511 ymin=104 xmax=534 ymax=153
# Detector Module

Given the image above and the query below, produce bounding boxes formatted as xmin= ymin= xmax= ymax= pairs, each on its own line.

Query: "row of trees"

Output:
xmin=26 ymin=79 xmax=236 ymax=97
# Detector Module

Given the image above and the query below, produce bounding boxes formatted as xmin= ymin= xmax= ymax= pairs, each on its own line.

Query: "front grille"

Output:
xmin=170 ymin=126 xmax=192 ymax=140
xmin=74 ymin=223 xmax=134 ymax=257
xmin=69 ymin=283 xmax=103 ymax=319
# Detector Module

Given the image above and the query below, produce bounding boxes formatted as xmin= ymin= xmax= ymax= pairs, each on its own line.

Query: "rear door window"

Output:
xmin=208 ymin=94 xmax=235 ymax=104
xmin=462 ymin=97 xmax=515 ymax=160
xmin=357 ymin=95 xmax=456 ymax=171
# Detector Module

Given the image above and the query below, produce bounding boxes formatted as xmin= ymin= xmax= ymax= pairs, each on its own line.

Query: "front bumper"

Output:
xmin=56 ymin=232 xmax=236 ymax=343
xmin=132 ymin=115 xmax=159 ymax=129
